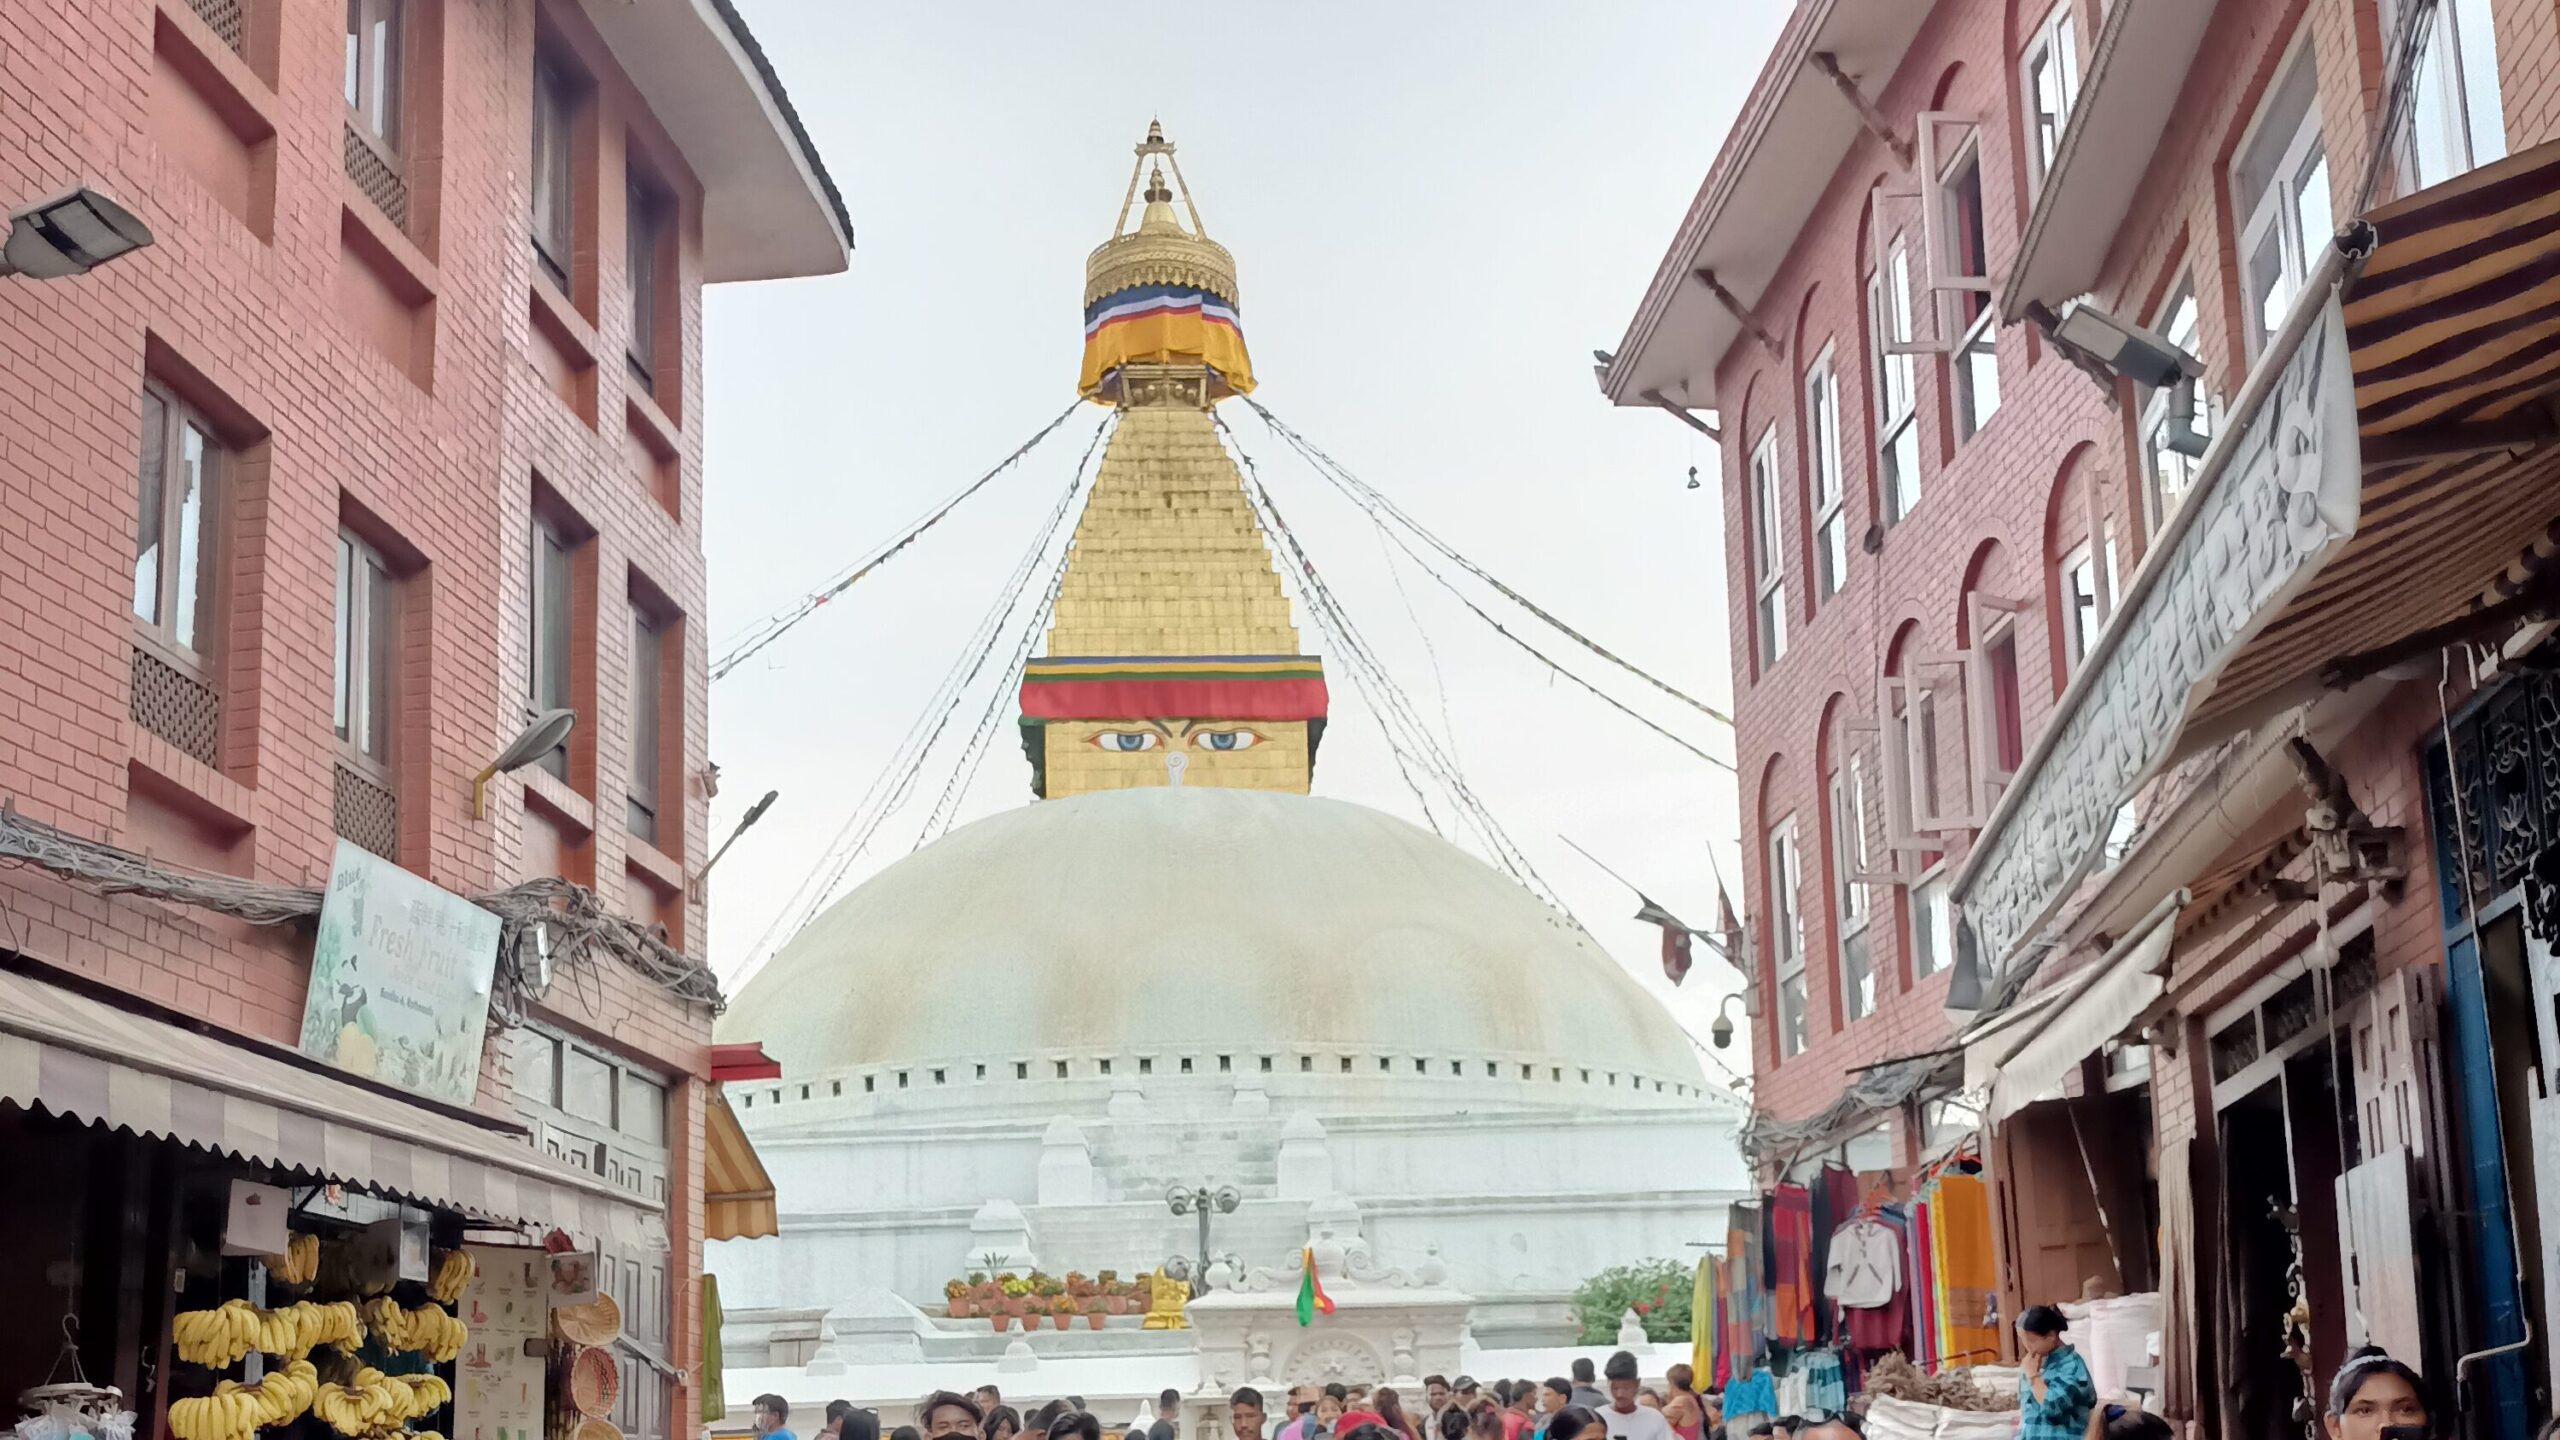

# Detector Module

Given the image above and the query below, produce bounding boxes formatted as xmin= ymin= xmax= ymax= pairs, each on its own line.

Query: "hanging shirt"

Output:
xmin=1823 ymin=1220 xmax=1902 ymax=1310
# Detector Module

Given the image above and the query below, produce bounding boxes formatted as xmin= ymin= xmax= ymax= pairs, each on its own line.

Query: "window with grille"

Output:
xmin=1751 ymin=429 xmax=1787 ymax=672
xmin=1768 ymin=817 xmax=1806 ymax=1057
xmin=530 ymin=52 xmax=577 ymax=289
xmin=2022 ymin=3 xmax=2080 ymax=192
xmin=132 ymin=386 xmax=224 ymax=764
xmin=334 ymin=531 xmax=397 ymax=768
xmin=1804 ymin=347 xmax=1846 ymax=601
xmin=344 ymin=0 xmax=404 ymax=151
xmin=1869 ymin=238 xmax=1920 ymax=522
xmin=627 ymin=603 xmax=665 ymax=843
xmin=2233 ymin=42 xmax=2329 ymax=358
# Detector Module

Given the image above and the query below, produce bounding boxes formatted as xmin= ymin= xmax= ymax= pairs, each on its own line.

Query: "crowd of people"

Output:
xmin=738 ymin=1316 xmax=2453 ymax=1440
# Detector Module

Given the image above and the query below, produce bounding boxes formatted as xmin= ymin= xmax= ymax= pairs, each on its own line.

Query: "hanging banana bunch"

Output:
xmin=360 ymin=1299 xmax=467 ymax=1363
xmin=427 ymin=1250 xmax=475 ymax=1306
xmin=310 ymin=1368 xmax=452 ymax=1436
xmin=166 ymin=1361 xmax=321 ymax=1440
xmin=173 ymin=1302 xmax=263 ymax=1368
xmin=259 ymin=1234 xmax=321 ymax=1287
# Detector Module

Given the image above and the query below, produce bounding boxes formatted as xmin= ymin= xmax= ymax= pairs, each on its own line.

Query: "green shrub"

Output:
xmin=1570 ymin=1259 xmax=1692 ymax=1344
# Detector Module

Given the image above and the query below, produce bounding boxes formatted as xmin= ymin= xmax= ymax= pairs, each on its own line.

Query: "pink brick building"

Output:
xmin=0 ymin=0 xmax=845 ymax=1430
xmin=1609 ymin=0 xmax=2560 ymax=1426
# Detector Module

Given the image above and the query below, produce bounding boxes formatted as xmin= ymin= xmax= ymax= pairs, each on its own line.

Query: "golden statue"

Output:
xmin=1141 ymin=1266 xmax=1191 ymax=1330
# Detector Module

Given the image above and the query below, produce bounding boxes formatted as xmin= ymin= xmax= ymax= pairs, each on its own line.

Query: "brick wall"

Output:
xmin=1697 ymin=0 xmax=2560 ymax=1134
xmin=0 ymin=0 xmax=724 ymax=1413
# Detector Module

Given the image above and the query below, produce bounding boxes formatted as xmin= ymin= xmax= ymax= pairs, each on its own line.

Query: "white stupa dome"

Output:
xmin=721 ymin=787 xmax=1707 ymax=1104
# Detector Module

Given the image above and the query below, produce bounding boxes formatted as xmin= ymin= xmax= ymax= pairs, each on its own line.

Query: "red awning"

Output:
xmin=709 ymin=1042 xmax=781 ymax=1083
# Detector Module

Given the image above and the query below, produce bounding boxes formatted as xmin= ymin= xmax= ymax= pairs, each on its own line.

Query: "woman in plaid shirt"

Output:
xmin=2013 ymin=1306 xmax=2096 ymax=1440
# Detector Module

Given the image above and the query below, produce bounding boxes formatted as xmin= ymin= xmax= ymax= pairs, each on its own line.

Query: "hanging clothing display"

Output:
xmin=1722 ymin=1370 xmax=1778 ymax=1423
xmin=1767 ymin=1183 xmax=1817 ymax=1345
xmin=1935 ymin=1172 xmax=2001 ymax=1367
xmin=1777 ymin=1366 xmax=1809 ymax=1418
xmin=1824 ymin=1216 xmax=1901 ymax=1309
xmin=1728 ymin=1202 xmax=1768 ymax=1374
xmin=1844 ymin=1206 xmax=1913 ymax=1357
xmin=1910 ymin=1192 xmax=1939 ymax=1370
xmin=1801 ymin=1350 xmax=1847 ymax=1416
xmin=1812 ymin=1164 xmax=1858 ymax=1343
xmin=1691 ymin=1253 xmax=1721 ymax=1389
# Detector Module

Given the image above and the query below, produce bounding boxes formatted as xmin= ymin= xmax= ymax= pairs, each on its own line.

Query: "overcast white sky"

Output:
xmin=698 ymin=3 xmax=1786 ymax=1085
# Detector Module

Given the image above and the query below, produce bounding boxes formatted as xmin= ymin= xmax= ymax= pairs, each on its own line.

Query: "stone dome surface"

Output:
xmin=721 ymin=787 xmax=1703 ymax=1099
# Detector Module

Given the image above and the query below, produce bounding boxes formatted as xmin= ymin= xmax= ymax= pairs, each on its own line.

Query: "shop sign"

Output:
xmin=1956 ymin=299 xmax=2363 ymax=966
xmin=456 ymin=1245 xmax=549 ymax=1440
xmin=299 ymin=840 xmax=502 ymax=1104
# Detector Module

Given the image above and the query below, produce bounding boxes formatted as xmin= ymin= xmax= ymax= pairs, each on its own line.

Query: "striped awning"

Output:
xmin=0 ymin=966 xmax=660 ymax=1246
xmin=703 ymin=1090 xmax=775 ymax=1242
xmin=2187 ymin=138 xmax=2560 ymax=735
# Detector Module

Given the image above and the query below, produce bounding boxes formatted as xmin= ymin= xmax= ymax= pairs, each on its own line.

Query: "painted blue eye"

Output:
xmin=1092 ymin=732 xmax=1160 ymax=752
xmin=1194 ymin=730 xmax=1262 ymax=752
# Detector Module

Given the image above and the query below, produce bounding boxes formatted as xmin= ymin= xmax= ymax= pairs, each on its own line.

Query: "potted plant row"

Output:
xmin=950 ymin=1269 xmax=1156 ymax=1327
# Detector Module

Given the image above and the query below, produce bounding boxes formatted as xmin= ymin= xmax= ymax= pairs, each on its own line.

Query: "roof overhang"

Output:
xmin=1955 ymin=140 xmax=2560 ymax=970
xmin=705 ymin=1090 xmax=777 ymax=1241
xmin=1999 ymin=0 xmax=2218 ymax=321
xmin=1963 ymin=895 xmax=2179 ymax=1124
xmin=709 ymin=1041 xmax=781 ymax=1083
xmin=1599 ymin=0 xmax=1931 ymax=412
xmin=579 ymin=0 xmax=851 ymax=283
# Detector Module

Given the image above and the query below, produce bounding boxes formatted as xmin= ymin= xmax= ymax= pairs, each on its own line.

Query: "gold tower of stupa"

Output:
xmin=1017 ymin=124 xmax=1327 ymax=799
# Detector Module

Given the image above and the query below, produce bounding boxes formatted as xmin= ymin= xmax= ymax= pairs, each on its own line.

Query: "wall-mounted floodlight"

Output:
xmin=472 ymin=709 xmax=577 ymax=818
xmin=2 ymin=186 xmax=153 ymax=280
xmin=2052 ymin=298 xmax=2198 ymax=390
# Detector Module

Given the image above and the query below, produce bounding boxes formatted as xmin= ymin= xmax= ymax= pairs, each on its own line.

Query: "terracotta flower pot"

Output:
xmin=990 ymin=1314 xmax=1011 ymax=1332
xmin=1085 ymin=1312 xmax=1105 ymax=1330
xmin=948 ymin=1297 xmax=972 ymax=1318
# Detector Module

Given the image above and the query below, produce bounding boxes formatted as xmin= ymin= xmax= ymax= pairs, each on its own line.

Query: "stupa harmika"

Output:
xmin=708 ymin=124 xmax=1746 ymax=1413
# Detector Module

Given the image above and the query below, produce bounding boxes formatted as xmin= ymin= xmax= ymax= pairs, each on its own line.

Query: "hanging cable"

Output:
xmin=1222 ymin=417 xmax=1582 ymax=923
xmin=1245 ymin=397 xmax=1734 ymax=727
xmin=911 ymin=419 xmax=1116 ymax=847
xmin=711 ymin=400 xmax=1088 ymax=682
xmin=724 ymin=414 xmax=1113 ymax=982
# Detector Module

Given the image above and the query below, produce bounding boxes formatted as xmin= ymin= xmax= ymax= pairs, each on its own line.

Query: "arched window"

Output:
xmin=1760 ymin=756 xmax=1808 ymax=1059
xmin=1820 ymin=699 xmax=1876 ymax=1023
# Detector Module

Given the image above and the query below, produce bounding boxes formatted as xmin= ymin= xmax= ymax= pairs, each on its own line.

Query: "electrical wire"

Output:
xmin=711 ymin=400 xmax=1086 ymax=682
xmin=1245 ymin=397 xmax=1734 ymax=727
xmin=725 ymin=414 xmax=1112 ymax=981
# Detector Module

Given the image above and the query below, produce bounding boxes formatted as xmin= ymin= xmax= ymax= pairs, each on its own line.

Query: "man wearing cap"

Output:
xmin=1600 ymin=1354 xmax=1672 ymax=1440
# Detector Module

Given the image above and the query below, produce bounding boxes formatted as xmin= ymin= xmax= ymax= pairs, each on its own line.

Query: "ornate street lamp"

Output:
xmin=1166 ymin=1182 xmax=1241 ymax=1290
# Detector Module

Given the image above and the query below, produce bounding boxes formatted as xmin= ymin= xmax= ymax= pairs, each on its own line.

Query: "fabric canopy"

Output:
xmin=0 ymin=965 xmax=658 ymax=1245
xmin=1966 ymin=900 xmax=2180 ymax=1122
xmin=704 ymin=1090 xmax=777 ymax=1241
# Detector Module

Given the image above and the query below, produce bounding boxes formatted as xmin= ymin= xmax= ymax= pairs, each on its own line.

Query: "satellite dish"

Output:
xmin=472 ymin=708 xmax=577 ymax=818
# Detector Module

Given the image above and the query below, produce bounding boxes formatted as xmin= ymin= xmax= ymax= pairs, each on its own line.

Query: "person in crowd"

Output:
xmin=985 ymin=1410 xmax=1019 ymax=1440
xmin=921 ymin=1393 xmax=987 ymax=1440
xmin=1746 ymin=1425 xmax=1774 ymax=1440
xmin=844 ymin=1410 xmax=883 ymax=1440
xmin=1231 ymin=1390 xmax=1267 ymax=1440
xmin=1534 ymin=1381 xmax=1572 ymax=1440
xmin=1796 ymin=1417 xmax=1861 ymax=1440
xmin=1422 ymin=1380 xmax=1453 ymax=1437
xmin=978 ymin=1392 xmax=1005 ymax=1420
xmin=2015 ymin=1305 xmax=2097 ymax=1440
xmin=1601 ymin=1353 xmax=1673 ymax=1440
xmin=1545 ymin=1409 xmax=1603 ymax=1440
xmin=1455 ymin=1382 xmax=1482 ymax=1411
xmin=1662 ymin=1393 xmax=1701 ymax=1440
xmin=1568 ymin=1362 xmax=1605 ymax=1413
xmin=1638 ymin=1394 xmax=1664 ymax=1413
xmin=1275 ymin=1390 xmax=1320 ymax=1440
xmin=1318 ymin=1387 xmax=1348 ymax=1436
xmin=1053 ymin=1415 xmax=1103 ymax=1440
xmin=893 ymin=1428 xmax=923 ymax=1440
xmin=1469 ymin=1403 xmax=1507 ymax=1440
xmin=1376 ymin=1388 xmax=1422 ymax=1440
xmin=1151 ymin=1390 xmax=1183 ymax=1440
xmin=1773 ymin=1417 xmax=1801 ymax=1440
xmin=823 ymin=1403 xmax=858 ymax=1440
xmin=2091 ymin=1406 xmax=2171 ymax=1440
xmin=756 ymin=1396 xmax=797 ymax=1440
xmin=1027 ymin=1401 xmax=1072 ymax=1440
xmin=2322 ymin=1353 xmax=2431 ymax=1440
xmin=1438 ymin=1410 xmax=1472 ymax=1440
xmin=1339 ymin=1424 xmax=1396 ymax=1440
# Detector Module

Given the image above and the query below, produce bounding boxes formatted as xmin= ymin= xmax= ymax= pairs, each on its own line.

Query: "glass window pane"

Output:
xmin=563 ymin=1046 xmax=614 ymax=1123
xmin=511 ymin=1029 xmax=558 ymax=1107
xmin=2412 ymin=43 xmax=2457 ymax=188
xmin=173 ymin=424 xmax=209 ymax=653
xmin=2248 ymin=221 xmax=2286 ymax=351
xmin=134 ymin=392 xmax=167 ymax=624
xmin=620 ymin=1072 xmax=666 ymax=1145
xmin=2453 ymin=0 xmax=2507 ymax=168
xmin=333 ymin=537 xmax=355 ymax=740
xmin=628 ymin=610 xmax=661 ymax=841
xmin=365 ymin=556 xmax=395 ymax=761
xmin=1886 ymin=419 xmax=1921 ymax=522
xmin=2293 ymin=149 xmax=2331 ymax=263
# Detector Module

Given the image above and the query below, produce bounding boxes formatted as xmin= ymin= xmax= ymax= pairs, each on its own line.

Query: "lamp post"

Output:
xmin=1 ymin=186 xmax=153 ymax=279
xmin=1166 ymin=1182 xmax=1240 ymax=1290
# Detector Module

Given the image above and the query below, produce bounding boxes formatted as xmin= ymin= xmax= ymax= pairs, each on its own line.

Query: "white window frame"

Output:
xmin=1911 ymin=866 xmax=1955 ymax=978
xmin=133 ymin=385 xmax=223 ymax=672
xmin=2232 ymin=41 xmax=2330 ymax=359
xmin=2060 ymin=527 xmax=2120 ymax=676
xmin=1751 ymin=428 xmax=1788 ymax=671
xmin=1830 ymin=759 xmax=1875 ymax=1022
xmin=2380 ymin=0 xmax=2507 ymax=193
xmin=334 ymin=530 xmax=398 ymax=773
xmin=1965 ymin=595 xmax=2029 ymax=816
xmin=1768 ymin=817 xmax=1807 ymax=1058
xmin=2021 ymin=2 xmax=2082 ymax=193
xmin=1868 ymin=236 xmax=1924 ymax=526
xmin=344 ymin=0 xmax=405 ymax=156
xmin=1929 ymin=126 xmax=2001 ymax=438
xmin=2138 ymin=274 xmax=2208 ymax=532
xmin=1917 ymin=113 xmax=1993 ymax=302
xmin=1805 ymin=345 xmax=1847 ymax=600
xmin=1900 ymin=655 xmax=1976 ymax=834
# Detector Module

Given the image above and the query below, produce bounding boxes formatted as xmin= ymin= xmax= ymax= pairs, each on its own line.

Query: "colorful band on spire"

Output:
xmin=1078 ymin=283 xmax=1256 ymax=395
xmin=1019 ymin=655 xmax=1325 ymax=721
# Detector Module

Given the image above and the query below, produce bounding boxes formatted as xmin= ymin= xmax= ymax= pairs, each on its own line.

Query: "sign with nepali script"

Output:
xmin=299 ymin=840 xmax=501 ymax=1105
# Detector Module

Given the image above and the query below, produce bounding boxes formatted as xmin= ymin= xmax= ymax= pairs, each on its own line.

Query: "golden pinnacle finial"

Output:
xmin=1137 ymin=119 xmax=1173 ymax=157
xmin=1143 ymin=165 xmax=1172 ymax=205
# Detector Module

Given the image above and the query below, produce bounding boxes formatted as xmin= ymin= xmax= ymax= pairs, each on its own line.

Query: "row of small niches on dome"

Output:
xmin=733 ymin=1054 xmax=1707 ymax=1108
